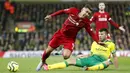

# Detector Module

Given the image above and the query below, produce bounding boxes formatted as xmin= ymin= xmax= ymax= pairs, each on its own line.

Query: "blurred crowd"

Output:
xmin=0 ymin=2 xmax=130 ymax=51
xmin=0 ymin=32 xmax=49 ymax=51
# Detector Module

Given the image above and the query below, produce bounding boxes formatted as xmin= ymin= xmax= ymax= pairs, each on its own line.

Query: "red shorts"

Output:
xmin=48 ymin=34 xmax=75 ymax=52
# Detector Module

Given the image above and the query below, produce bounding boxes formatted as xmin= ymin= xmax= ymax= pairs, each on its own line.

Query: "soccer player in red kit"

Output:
xmin=90 ymin=2 xmax=125 ymax=39
xmin=36 ymin=5 xmax=98 ymax=71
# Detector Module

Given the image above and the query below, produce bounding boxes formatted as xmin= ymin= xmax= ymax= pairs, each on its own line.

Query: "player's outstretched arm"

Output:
xmin=77 ymin=54 xmax=90 ymax=58
xmin=108 ymin=18 xmax=125 ymax=32
xmin=107 ymin=13 xmax=120 ymax=28
xmin=50 ymin=10 xmax=66 ymax=17
xmin=85 ymin=25 xmax=98 ymax=43
xmin=89 ymin=13 xmax=96 ymax=24
xmin=49 ymin=7 xmax=75 ymax=17
xmin=112 ymin=53 xmax=118 ymax=69
xmin=108 ymin=19 xmax=119 ymax=27
xmin=44 ymin=7 xmax=75 ymax=21
xmin=44 ymin=10 xmax=65 ymax=21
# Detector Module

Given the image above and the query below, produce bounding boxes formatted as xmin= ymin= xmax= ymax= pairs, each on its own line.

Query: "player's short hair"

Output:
xmin=99 ymin=28 xmax=109 ymax=34
xmin=84 ymin=4 xmax=92 ymax=11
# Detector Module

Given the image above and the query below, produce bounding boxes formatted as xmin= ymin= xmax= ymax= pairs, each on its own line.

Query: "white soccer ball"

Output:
xmin=7 ymin=61 xmax=19 ymax=72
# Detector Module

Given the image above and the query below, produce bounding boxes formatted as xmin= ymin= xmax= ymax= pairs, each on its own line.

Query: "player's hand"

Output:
xmin=44 ymin=15 xmax=52 ymax=21
xmin=77 ymin=54 xmax=85 ymax=58
xmin=77 ymin=54 xmax=84 ymax=58
xmin=77 ymin=54 xmax=89 ymax=58
xmin=119 ymin=26 xmax=125 ymax=32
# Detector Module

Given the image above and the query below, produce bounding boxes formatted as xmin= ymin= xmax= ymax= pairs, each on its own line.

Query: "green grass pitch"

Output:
xmin=0 ymin=56 xmax=130 ymax=73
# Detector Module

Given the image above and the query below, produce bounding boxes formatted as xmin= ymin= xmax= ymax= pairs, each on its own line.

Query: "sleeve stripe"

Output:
xmin=90 ymin=17 xmax=93 ymax=21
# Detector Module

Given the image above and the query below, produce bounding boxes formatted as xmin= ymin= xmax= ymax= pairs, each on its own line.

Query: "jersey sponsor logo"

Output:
xmin=98 ymin=18 xmax=107 ymax=21
xmin=96 ymin=48 xmax=107 ymax=52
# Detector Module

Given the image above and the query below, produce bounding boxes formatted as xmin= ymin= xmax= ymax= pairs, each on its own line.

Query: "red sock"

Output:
xmin=41 ymin=50 xmax=51 ymax=63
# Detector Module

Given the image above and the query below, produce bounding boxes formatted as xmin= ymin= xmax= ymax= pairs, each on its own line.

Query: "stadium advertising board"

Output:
xmin=0 ymin=51 xmax=130 ymax=58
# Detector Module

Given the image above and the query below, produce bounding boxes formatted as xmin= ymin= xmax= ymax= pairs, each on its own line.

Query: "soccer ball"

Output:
xmin=7 ymin=61 xmax=19 ymax=72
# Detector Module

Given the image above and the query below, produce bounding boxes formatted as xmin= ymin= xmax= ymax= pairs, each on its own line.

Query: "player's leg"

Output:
xmin=43 ymin=57 xmax=85 ymax=70
xmin=85 ymin=63 xmax=107 ymax=70
xmin=44 ymin=58 xmax=76 ymax=70
xmin=75 ymin=55 xmax=107 ymax=71
xmin=84 ymin=59 xmax=112 ymax=71
xmin=43 ymin=55 xmax=112 ymax=71
xmin=62 ymin=49 xmax=72 ymax=59
xmin=36 ymin=46 xmax=54 ymax=71
xmin=41 ymin=46 xmax=54 ymax=63
xmin=43 ymin=55 xmax=110 ymax=70
xmin=36 ymin=36 xmax=60 ymax=71
xmin=62 ymin=42 xmax=74 ymax=59
xmin=44 ymin=55 xmax=102 ymax=70
xmin=43 ymin=56 xmax=99 ymax=70
xmin=44 ymin=55 xmax=101 ymax=70
xmin=45 ymin=43 xmax=74 ymax=70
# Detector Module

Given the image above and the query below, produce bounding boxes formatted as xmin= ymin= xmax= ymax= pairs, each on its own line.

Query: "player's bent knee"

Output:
xmin=46 ymin=46 xmax=54 ymax=53
xmin=63 ymin=49 xmax=72 ymax=59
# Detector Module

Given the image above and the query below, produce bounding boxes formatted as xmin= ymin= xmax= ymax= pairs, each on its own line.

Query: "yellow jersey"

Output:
xmin=91 ymin=40 xmax=116 ymax=60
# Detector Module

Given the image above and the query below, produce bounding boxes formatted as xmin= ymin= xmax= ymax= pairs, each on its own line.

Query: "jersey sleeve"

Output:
xmin=63 ymin=7 xmax=76 ymax=13
xmin=84 ymin=23 xmax=98 ymax=43
xmin=90 ymin=13 xmax=96 ymax=22
xmin=50 ymin=7 xmax=76 ymax=17
xmin=110 ymin=42 xmax=116 ymax=54
xmin=107 ymin=13 xmax=119 ymax=28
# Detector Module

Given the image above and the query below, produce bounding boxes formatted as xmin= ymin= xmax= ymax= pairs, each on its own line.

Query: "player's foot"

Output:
xmin=43 ymin=64 xmax=49 ymax=71
xmin=36 ymin=60 xmax=47 ymax=71
xmin=36 ymin=60 xmax=43 ymax=71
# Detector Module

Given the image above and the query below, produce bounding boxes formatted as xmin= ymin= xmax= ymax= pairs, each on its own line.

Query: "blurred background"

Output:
xmin=0 ymin=0 xmax=130 ymax=57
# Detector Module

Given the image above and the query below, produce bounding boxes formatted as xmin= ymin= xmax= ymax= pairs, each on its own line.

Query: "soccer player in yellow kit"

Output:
xmin=42 ymin=28 xmax=118 ymax=71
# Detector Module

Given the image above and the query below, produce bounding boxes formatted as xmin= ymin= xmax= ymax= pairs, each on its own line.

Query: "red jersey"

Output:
xmin=90 ymin=11 xmax=119 ymax=31
xmin=50 ymin=7 xmax=98 ymax=42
